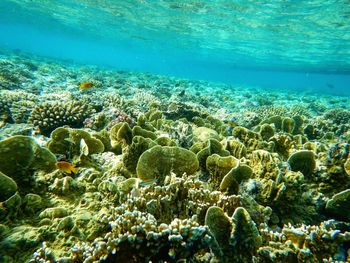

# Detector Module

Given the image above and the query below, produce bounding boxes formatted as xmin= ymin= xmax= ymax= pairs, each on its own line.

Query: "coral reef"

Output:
xmin=0 ymin=53 xmax=349 ymax=263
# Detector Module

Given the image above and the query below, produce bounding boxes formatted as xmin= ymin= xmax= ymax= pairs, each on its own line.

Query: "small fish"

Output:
xmin=326 ymin=83 xmax=335 ymax=89
xmin=139 ymin=179 xmax=157 ymax=187
xmin=178 ymin=90 xmax=185 ymax=96
xmin=55 ymin=161 xmax=79 ymax=174
xmin=79 ymin=81 xmax=94 ymax=90
xmin=80 ymin=138 xmax=89 ymax=157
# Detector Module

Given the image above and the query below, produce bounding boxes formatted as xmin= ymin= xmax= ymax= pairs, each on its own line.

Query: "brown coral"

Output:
xmin=29 ymin=101 xmax=95 ymax=136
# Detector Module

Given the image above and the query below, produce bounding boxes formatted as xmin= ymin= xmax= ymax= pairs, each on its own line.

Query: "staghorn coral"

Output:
xmin=29 ymin=101 xmax=95 ymax=136
xmin=249 ymin=106 xmax=288 ymax=121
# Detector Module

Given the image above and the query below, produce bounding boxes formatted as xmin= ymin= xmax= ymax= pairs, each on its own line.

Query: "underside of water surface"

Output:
xmin=0 ymin=1 xmax=350 ymax=263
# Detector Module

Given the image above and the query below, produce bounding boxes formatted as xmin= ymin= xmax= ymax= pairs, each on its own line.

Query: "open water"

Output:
xmin=0 ymin=0 xmax=349 ymax=96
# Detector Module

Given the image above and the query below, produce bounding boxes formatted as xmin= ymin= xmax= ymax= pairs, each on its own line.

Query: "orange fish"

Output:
xmin=55 ymin=161 xmax=79 ymax=174
xmin=79 ymin=81 xmax=94 ymax=90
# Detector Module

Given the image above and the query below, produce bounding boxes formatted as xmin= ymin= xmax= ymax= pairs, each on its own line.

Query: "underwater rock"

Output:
xmin=22 ymin=193 xmax=43 ymax=214
xmin=39 ymin=207 xmax=68 ymax=219
xmin=0 ymin=135 xmax=56 ymax=185
xmin=326 ymin=189 xmax=350 ymax=221
xmin=287 ymin=150 xmax=316 ymax=177
xmin=0 ymin=171 xmax=17 ymax=202
xmin=136 ymin=145 xmax=199 ymax=183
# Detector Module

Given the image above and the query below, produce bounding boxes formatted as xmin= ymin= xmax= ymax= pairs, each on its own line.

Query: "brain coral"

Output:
xmin=29 ymin=101 xmax=95 ymax=136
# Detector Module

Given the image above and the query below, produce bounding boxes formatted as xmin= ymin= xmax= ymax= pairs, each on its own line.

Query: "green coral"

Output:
xmin=110 ymin=122 xmax=133 ymax=147
xmin=220 ymin=164 xmax=253 ymax=195
xmin=205 ymin=206 xmax=261 ymax=262
xmin=136 ymin=145 xmax=199 ymax=183
xmin=325 ymin=189 xmax=350 ymax=221
xmin=287 ymin=150 xmax=316 ymax=178
xmin=123 ymin=135 xmax=157 ymax=174
xmin=281 ymin=117 xmax=295 ymax=134
xmin=47 ymin=127 xmax=104 ymax=158
xmin=0 ymin=171 xmax=18 ymax=202
xmin=206 ymin=154 xmax=239 ymax=188
xmin=196 ymin=139 xmax=230 ymax=171
xmin=0 ymin=135 xmax=56 ymax=186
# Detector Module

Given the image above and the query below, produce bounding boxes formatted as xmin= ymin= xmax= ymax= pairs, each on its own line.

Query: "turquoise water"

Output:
xmin=2 ymin=2 xmax=350 ymax=262
xmin=1 ymin=0 xmax=349 ymax=95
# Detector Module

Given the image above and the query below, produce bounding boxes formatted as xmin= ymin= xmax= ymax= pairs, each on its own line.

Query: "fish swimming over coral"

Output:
xmin=79 ymin=81 xmax=94 ymax=90
xmin=54 ymin=161 xmax=79 ymax=174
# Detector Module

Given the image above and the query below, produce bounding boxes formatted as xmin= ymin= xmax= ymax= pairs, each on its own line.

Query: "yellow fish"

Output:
xmin=79 ymin=81 xmax=94 ymax=90
xmin=55 ymin=161 xmax=79 ymax=174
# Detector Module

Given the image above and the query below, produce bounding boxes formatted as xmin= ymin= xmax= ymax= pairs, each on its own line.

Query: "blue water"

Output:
xmin=0 ymin=0 xmax=349 ymax=96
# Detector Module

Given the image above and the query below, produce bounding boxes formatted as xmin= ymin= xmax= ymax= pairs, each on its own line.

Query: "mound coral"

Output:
xmin=29 ymin=101 xmax=95 ymax=136
xmin=0 ymin=135 xmax=56 ymax=186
